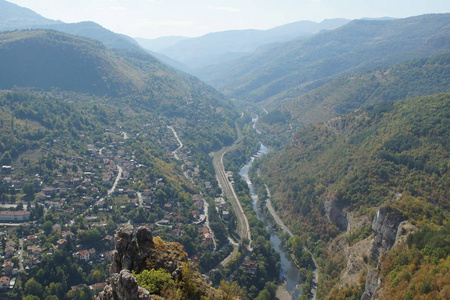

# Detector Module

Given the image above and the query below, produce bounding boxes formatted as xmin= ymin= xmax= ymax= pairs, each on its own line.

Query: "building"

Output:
xmin=2 ymin=261 xmax=13 ymax=276
xmin=56 ymin=239 xmax=68 ymax=249
xmin=0 ymin=277 xmax=10 ymax=289
xmin=4 ymin=246 xmax=15 ymax=258
xmin=78 ymin=250 xmax=90 ymax=261
xmin=0 ymin=211 xmax=30 ymax=222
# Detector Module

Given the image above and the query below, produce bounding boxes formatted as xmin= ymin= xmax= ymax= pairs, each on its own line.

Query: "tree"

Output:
xmin=218 ymin=280 xmax=247 ymax=300
xmin=24 ymin=278 xmax=43 ymax=298
xmin=22 ymin=183 xmax=35 ymax=199
xmin=42 ymin=220 xmax=53 ymax=235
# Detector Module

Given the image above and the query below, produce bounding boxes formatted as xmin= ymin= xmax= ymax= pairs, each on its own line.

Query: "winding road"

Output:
xmin=167 ymin=126 xmax=183 ymax=160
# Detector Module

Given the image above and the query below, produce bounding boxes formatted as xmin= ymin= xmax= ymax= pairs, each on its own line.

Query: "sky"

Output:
xmin=6 ymin=0 xmax=450 ymax=39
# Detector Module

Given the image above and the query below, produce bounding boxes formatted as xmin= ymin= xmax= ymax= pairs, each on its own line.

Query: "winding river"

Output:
xmin=239 ymin=143 xmax=302 ymax=300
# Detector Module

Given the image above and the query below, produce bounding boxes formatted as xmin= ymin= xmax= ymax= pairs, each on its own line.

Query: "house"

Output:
xmin=4 ymin=246 xmax=15 ymax=258
xmin=2 ymin=261 xmax=13 ymax=276
xmin=78 ymin=249 xmax=90 ymax=261
xmin=89 ymin=282 xmax=107 ymax=292
xmin=5 ymin=240 xmax=16 ymax=248
xmin=27 ymin=246 xmax=42 ymax=259
xmin=0 ymin=277 xmax=10 ymax=289
xmin=56 ymin=239 xmax=68 ymax=249
xmin=27 ymin=235 xmax=38 ymax=243
xmin=0 ymin=211 xmax=30 ymax=222
xmin=243 ymin=260 xmax=259 ymax=275
xmin=1 ymin=166 xmax=11 ymax=174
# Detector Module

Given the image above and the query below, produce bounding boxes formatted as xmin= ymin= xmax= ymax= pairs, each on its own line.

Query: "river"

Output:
xmin=239 ymin=143 xmax=302 ymax=300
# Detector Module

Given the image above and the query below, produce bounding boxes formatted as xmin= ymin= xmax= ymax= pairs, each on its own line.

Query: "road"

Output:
xmin=137 ymin=191 xmax=143 ymax=207
xmin=212 ymin=124 xmax=252 ymax=250
xmin=167 ymin=126 xmax=183 ymax=160
xmin=107 ymin=165 xmax=123 ymax=196
xmin=18 ymin=238 xmax=24 ymax=271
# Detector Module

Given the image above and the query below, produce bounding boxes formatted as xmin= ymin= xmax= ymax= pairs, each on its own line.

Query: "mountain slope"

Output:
xmin=0 ymin=29 xmax=238 ymax=152
xmin=36 ymin=21 xmax=142 ymax=50
xmin=260 ymin=93 xmax=450 ymax=298
xmin=0 ymin=30 xmax=146 ymax=95
xmin=279 ymin=51 xmax=450 ymax=125
xmin=0 ymin=0 xmax=60 ymax=29
xmin=197 ymin=14 xmax=450 ymax=104
xmin=0 ymin=0 xmax=141 ymax=50
xmin=149 ymin=18 xmax=350 ymax=69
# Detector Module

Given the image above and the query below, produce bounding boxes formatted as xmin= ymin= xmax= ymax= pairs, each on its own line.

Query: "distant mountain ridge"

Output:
xmin=196 ymin=13 xmax=450 ymax=105
xmin=139 ymin=18 xmax=351 ymax=69
xmin=0 ymin=0 xmax=141 ymax=50
xmin=0 ymin=0 xmax=60 ymax=29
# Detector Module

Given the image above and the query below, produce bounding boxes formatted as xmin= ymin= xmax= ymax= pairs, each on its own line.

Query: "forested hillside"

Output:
xmin=260 ymin=93 xmax=450 ymax=298
xmin=0 ymin=30 xmax=237 ymax=152
xmin=278 ymin=52 xmax=450 ymax=125
xmin=197 ymin=14 xmax=450 ymax=105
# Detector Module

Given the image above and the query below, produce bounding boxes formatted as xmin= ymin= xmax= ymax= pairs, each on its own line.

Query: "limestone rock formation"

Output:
xmin=95 ymin=224 xmax=219 ymax=300
xmin=369 ymin=206 xmax=405 ymax=261
xmin=361 ymin=205 xmax=406 ymax=300
xmin=96 ymin=269 xmax=154 ymax=300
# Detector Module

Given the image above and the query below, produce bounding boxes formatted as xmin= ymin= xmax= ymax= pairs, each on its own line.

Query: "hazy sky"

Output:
xmin=7 ymin=0 xmax=450 ymax=39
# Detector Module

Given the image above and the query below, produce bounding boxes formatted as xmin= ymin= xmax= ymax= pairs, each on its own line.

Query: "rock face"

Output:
xmin=361 ymin=269 xmax=380 ymax=300
xmin=324 ymin=196 xmax=348 ymax=231
xmin=96 ymin=224 xmax=219 ymax=300
xmin=111 ymin=224 xmax=160 ymax=274
xmin=96 ymin=269 xmax=153 ymax=300
xmin=361 ymin=206 xmax=405 ymax=300
xmin=369 ymin=206 xmax=405 ymax=261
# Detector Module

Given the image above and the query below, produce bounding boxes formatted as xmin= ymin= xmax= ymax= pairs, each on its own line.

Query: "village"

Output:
xmin=0 ymin=118 xmax=235 ymax=296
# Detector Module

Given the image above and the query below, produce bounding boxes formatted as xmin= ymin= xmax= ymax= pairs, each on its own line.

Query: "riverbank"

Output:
xmin=264 ymin=185 xmax=319 ymax=300
xmin=239 ymin=143 xmax=302 ymax=300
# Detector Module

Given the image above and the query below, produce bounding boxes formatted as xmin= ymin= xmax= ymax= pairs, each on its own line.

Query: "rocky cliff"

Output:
xmin=96 ymin=224 xmax=219 ymax=300
xmin=361 ymin=205 xmax=406 ymax=300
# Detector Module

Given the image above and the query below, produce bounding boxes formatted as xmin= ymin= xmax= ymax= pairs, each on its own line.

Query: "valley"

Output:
xmin=0 ymin=2 xmax=449 ymax=300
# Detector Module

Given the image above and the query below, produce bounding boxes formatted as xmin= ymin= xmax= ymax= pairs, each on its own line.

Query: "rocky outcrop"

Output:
xmin=96 ymin=269 xmax=154 ymax=300
xmin=361 ymin=269 xmax=380 ymax=300
xmin=361 ymin=206 xmax=405 ymax=300
xmin=96 ymin=224 xmax=219 ymax=300
xmin=369 ymin=206 xmax=405 ymax=261
xmin=324 ymin=196 xmax=348 ymax=231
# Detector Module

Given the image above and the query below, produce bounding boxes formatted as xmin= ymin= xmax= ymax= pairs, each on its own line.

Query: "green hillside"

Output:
xmin=260 ymin=93 xmax=450 ymax=298
xmin=197 ymin=14 xmax=450 ymax=105
xmin=280 ymin=52 xmax=450 ymax=125
xmin=0 ymin=30 xmax=146 ymax=95
xmin=0 ymin=29 xmax=238 ymax=158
